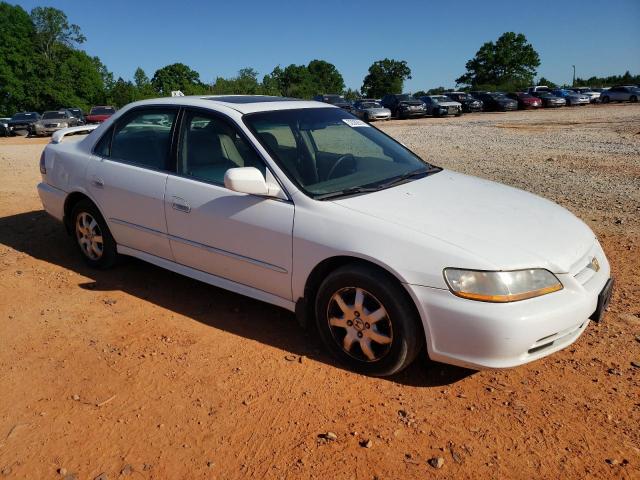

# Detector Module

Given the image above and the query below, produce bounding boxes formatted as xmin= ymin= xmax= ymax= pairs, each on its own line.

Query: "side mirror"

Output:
xmin=224 ymin=167 xmax=268 ymax=195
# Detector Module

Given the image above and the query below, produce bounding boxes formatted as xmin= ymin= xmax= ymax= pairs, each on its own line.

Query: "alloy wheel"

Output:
xmin=75 ymin=212 xmax=104 ymax=260
xmin=326 ymin=287 xmax=393 ymax=362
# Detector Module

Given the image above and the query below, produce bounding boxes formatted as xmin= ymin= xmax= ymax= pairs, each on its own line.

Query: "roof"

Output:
xmin=122 ymin=95 xmax=336 ymax=115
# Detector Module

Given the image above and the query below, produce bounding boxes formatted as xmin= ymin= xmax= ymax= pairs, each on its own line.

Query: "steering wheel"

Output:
xmin=326 ymin=154 xmax=355 ymax=180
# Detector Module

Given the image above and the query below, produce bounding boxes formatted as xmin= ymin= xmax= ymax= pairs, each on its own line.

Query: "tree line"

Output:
xmin=1 ymin=2 xmax=636 ymax=116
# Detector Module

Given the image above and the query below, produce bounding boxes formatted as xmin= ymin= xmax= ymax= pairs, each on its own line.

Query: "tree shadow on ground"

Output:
xmin=0 ymin=210 xmax=475 ymax=387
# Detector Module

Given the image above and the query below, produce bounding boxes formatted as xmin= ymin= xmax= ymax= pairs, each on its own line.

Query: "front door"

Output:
xmin=164 ymin=109 xmax=294 ymax=300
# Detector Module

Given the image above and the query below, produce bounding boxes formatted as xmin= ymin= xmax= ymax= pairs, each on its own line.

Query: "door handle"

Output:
xmin=171 ymin=196 xmax=191 ymax=213
xmin=91 ymin=176 xmax=104 ymax=188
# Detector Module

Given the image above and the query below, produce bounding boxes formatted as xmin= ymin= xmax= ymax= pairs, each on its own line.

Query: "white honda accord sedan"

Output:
xmin=37 ymin=95 xmax=613 ymax=376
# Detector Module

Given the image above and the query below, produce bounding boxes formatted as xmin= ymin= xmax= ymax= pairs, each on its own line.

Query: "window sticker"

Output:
xmin=342 ymin=119 xmax=370 ymax=128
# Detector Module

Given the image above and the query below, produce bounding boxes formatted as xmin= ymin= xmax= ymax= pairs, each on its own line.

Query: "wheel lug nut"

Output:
xmin=365 ymin=323 xmax=370 ymax=329
xmin=357 ymin=332 xmax=363 ymax=338
xmin=347 ymin=320 xmax=353 ymax=326
xmin=354 ymin=311 xmax=360 ymax=317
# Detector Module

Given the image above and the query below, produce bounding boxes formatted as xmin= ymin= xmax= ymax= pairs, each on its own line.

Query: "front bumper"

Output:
xmin=406 ymin=242 xmax=611 ymax=370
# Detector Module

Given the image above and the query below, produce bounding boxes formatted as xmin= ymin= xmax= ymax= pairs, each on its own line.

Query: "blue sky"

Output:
xmin=12 ymin=0 xmax=640 ymax=91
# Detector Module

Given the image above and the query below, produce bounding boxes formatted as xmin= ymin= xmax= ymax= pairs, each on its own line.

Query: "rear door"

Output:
xmin=86 ymin=107 xmax=178 ymax=259
xmin=163 ymin=109 xmax=294 ymax=300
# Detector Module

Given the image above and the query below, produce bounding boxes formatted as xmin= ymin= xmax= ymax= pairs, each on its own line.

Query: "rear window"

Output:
xmin=90 ymin=107 xmax=116 ymax=115
xmin=11 ymin=113 xmax=37 ymax=120
xmin=42 ymin=111 xmax=67 ymax=119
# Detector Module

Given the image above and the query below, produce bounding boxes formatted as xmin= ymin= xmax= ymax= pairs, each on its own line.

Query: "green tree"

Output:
xmin=211 ymin=68 xmax=262 ymax=95
xmin=536 ymin=77 xmax=558 ymax=88
xmin=133 ymin=67 xmax=155 ymax=99
xmin=30 ymin=6 xmax=86 ymax=61
xmin=574 ymin=71 xmax=640 ymax=87
xmin=361 ymin=59 xmax=412 ymax=98
xmin=307 ymin=59 xmax=345 ymax=94
xmin=456 ymin=32 xmax=540 ymax=90
xmin=343 ymin=88 xmax=361 ymax=101
xmin=0 ymin=3 xmax=37 ymax=114
xmin=151 ymin=63 xmax=204 ymax=95
xmin=110 ymin=77 xmax=137 ymax=107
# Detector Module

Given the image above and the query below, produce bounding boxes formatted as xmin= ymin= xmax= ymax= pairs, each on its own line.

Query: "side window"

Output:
xmin=178 ymin=111 xmax=265 ymax=185
xmin=110 ymin=109 xmax=176 ymax=170
xmin=94 ymin=127 xmax=113 ymax=157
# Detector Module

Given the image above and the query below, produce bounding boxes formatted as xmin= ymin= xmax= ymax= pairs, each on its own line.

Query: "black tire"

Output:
xmin=602 ymin=95 xmax=610 ymax=104
xmin=70 ymin=199 xmax=118 ymax=269
xmin=630 ymin=95 xmax=638 ymax=103
xmin=314 ymin=264 xmax=423 ymax=376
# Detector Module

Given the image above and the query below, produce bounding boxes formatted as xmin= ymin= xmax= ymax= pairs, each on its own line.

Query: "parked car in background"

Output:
xmin=381 ymin=94 xmax=426 ymax=119
xmin=506 ymin=92 xmax=542 ymax=109
xmin=0 ymin=117 xmax=10 ymax=137
xmin=531 ymin=91 xmax=566 ymax=108
xmin=600 ymin=85 xmax=640 ymax=103
xmin=86 ymin=106 xmax=116 ymax=124
xmin=313 ymin=94 xmax=353 ymax=112
xmin=7 ymin=112 xmax=41 ymax=135
xmin=64 ymin=107 xmax=86 ymax=125
xmin=37 ymin=95 xmax=613 ymax=376
xmin=527 ymin=85 xmax=552 ymax=94
xmin=31 ymin=110 xmax=79 ymax=136
xmin=570 ymin=88 xmax=600 ymax=103
xmin=471 ymin=92 xmax=518 ymax=112
xmin=445 ymin=92 xmax=483 ymax=113
xmin=551 ymin=89 xmax=590 ymax=106
xmin=351 ymin=99 xmax=391 ymax=121
xmin=419 ymin=95 xmax=462 ymax=117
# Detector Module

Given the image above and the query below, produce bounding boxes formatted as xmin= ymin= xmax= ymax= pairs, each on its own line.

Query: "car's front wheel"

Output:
xmin=602 ymin=95 xmax=610 ymax=103
xmin=314 ymin=264 xmax=423 ymax=376
xmin=71 ymin=200 xmax=118 ymax=269
xmin=630 ymin=95 xmax=638 ymax=103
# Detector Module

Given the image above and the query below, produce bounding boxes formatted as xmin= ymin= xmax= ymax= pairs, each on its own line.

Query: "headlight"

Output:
xmin=443 ymin=268 xmax=562 ymax=302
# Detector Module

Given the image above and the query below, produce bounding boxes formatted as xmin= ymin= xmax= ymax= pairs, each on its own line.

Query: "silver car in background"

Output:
xmin=600 ymin=85 xmax=640 ymax=103
xmin=571 ymin=87 xmax=600 ymax=103
xmin=31 ymin=110 xmax=79 ymax=136
xmin=352 ymin=99 xmax=391 ymax=121
xmin=420 ymin=95 xmax=463 ymax=117
xmin=551 ymin=89 xmax=590 ymax=106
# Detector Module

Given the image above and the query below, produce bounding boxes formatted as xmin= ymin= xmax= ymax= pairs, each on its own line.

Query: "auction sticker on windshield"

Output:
xmin=342 ymin=119 xmax=370 ymax=127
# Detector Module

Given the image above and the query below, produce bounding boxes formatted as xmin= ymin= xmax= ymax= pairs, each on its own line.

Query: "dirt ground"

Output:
xmin=0 ymin=104 xmax=639 ymax=480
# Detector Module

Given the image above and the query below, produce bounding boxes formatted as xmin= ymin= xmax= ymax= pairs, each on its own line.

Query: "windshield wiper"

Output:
xmin=314 ymin=185 xmax=382 ymax=201
xmin=376 ymin=167 xmax=441 ymax=189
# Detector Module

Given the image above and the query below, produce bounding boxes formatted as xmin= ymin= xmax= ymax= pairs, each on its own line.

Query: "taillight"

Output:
xmin=39 ymin=151 xmax=46 ymax=174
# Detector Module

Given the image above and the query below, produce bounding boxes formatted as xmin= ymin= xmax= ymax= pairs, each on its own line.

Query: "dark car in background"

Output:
xmin=313 ymin=94 xmax=353 ymax=112
xmin=445 ymin=92 xmax=483 ymax=112
xmin=0 ymin=117 xmax=10 ymax=137
xmin=380 ymin=94 xmax=426 ymax=119
xmin=506 ymin=92 xmax=542 ymax=109
xmin=64 ymin=107 xmax=86 ymax=125
xmin=7 ymin=112 xmax=41 ymax=136
xmin=471 ymin=92 xmax=518 ymax=112
xmin=86 ymin=106 xmax=116 ymax=124
xmin=531 ymin=91 xmax=566 ymax=108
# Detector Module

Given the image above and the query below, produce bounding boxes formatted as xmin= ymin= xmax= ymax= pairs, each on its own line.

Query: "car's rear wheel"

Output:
xmin=630 ymin=95 xmax=638 ymax=103
xmin=602 ymin=95 xmax=610 ymax=103
xmin=71 ymin=200 xmax=118 ymax=269
xmin=314 ymin=264 xmax=423 ymax=376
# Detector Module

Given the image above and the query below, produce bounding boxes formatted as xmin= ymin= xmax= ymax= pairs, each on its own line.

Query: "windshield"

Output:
xmin=359 ymin=101 xmax=382 ymax=108
xmin=396 ymin=94 xmax=414 ymax=101
xmin=90 ymin=107 xmax=115 ymax=115
xmin=244 ymin=108 xmax=436 ymax=198
xmin=431 ymin=96 xmax=450 ymax=102
xmin=11 ymin=112 xmax=37 ymax=120
xmin=489 ymin=92 xmax=508 ymax=98
xmin=324 ymin=96 xmax=347 ymax=104
xmin=42 ymin=111 xmax=67 ymax=119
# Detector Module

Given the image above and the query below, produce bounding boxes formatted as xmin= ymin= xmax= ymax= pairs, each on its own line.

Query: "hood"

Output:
xmin=364 ymin=107 xmax=390 ymax=113
xmin=496 ymin=97 xmax=517 ymax=104
xmin=400 ymin=100 xmax=424 ymax=106
xmin=332 ymin=170 xmax=594 ymax=273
